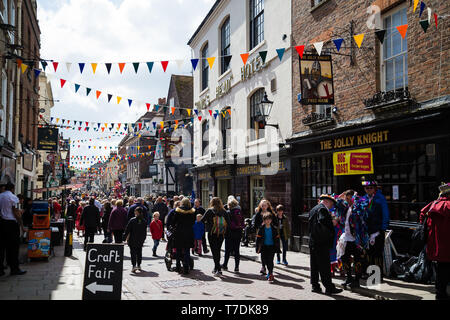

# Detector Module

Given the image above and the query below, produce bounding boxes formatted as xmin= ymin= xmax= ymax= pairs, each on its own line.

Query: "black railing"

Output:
xmin=302 ymin=112 xmax=334 ymax=127
xmin=364 ymin=87 xmax=413 ymax=110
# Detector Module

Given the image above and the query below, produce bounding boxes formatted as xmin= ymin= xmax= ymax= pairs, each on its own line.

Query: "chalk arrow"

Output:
xmin=85 ymin=282 xmax=113 ymax=294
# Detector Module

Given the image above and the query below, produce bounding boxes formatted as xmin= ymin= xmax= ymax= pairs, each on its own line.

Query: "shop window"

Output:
xmin=250 ymin=177 xmax=265 ymax=217
xmin=220 ymin=17 xmax=231 ymax=74
xmin=249 ymin=88 xmax=265 ymax=140
xmin=201 ymin=120 xmax=209 ymax=156
xmin=201 ymin=180 xmax=209 ymax=208
xmin=382 ymin=6 xmax=408 ymax=91
xmin=201 ymin=43 xmax=209 ymax=91
xmin=249 ymin=0 xmax=264 ymax=50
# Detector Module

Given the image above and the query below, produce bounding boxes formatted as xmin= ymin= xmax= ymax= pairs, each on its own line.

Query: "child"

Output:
xmin=256 ymin=212 xmax=281 ymax=283
xmin=192 ymin=214 xmax=205 ymax=256
xmin=123 ymin=207 xmax=147 ymax=273
xmin=150 ymin=212 xmax=163 ymax=257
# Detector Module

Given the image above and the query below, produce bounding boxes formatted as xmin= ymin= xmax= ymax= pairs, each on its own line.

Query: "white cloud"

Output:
xmin=37 ymin=0 xmax=215 ymax=168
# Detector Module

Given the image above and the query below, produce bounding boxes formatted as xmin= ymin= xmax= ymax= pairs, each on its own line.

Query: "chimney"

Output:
xmin=158 ymin=98 xmax=167 ymax=106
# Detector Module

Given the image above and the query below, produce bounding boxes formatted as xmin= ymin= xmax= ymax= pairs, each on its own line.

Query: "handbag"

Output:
xmin=410 ymin=201 xmax=436 ymax=254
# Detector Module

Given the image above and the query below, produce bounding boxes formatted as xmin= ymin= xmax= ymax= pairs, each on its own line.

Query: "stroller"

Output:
xmin=164 ymin=227 xmax=194 ymax=272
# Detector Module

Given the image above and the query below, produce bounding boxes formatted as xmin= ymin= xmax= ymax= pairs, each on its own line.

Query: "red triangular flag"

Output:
xmin=146 ymin=103 xmax=150 ymax=111
xmin=434 ymin=13 xmax=438 ymax=28
xmin=60 ymin=79 xmax=66 ymax=88
xmin=118 ymin=63 xmax=126 ymax=74
xmin=161 ymin=61 xmax=169 ymax=72
xmin=138 ymin=123 xmax=142 ymax=130
xmin=396 ymin=24 xmax=408 ymax=39
xmin=208 ymin=110 xmax=212 ymax=116
xmin=96 ymin=90 xmax=102 ymax=99
xmin=240 ymin=53 xmax=249 ymax=65
xmin=295 ymin=45 xmax=305 ymax=59
xmin=53 ymin=62 xmax=59 ymax=72
xmin=198 ymin=116 xmax=202 ymax=122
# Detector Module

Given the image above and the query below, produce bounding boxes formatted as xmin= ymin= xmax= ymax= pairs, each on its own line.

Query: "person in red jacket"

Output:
xmin=150 ymin=212 xmax=163 ymax=257
xmin=420 ymin=182 xmax=450 ymax=300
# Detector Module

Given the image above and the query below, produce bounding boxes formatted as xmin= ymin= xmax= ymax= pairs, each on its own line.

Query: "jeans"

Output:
xmin=112 ymin=230 xmax=124 ymax=243
xmin=208 ymin=234 xmax=224 ymax=271
xmin=261 ymin=245 xmax=275 ymax=275
xmin=130 ymin=246 xmax=143 ymax=267
xmin=152 ymin=239 xmax=160 ymax=252
xmin=84 ymin=227 xmax=97 ymax=249
xmin=176 ymin=247 xmax=191 ymax=271
xmin=276 ymin=236 xmax=288 ymax=262
xmin=223 ymin=230 xmax=241 ymax=268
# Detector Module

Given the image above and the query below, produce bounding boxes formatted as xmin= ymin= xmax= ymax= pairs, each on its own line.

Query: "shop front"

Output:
xmin=288 ymin=108 xmax=450 ymax=254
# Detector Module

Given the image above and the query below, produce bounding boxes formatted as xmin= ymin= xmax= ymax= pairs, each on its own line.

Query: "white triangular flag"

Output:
xmin=176 ymin=59 xmax=184 ymax=70
xmin=427 ymin=7 xmax=432 ymax=23
xmin=66 ymin=62 xmax=72 ymax=72
xmin=313 ymin=42 xmax=324 ymax=56
xmin=46 ymin=73 xmax=53 ymax=83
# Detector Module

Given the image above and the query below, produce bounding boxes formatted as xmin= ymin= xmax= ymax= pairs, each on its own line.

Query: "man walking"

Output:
xmin=0 ymin=183 xmax=26 ymax=276
xmin=80 ymin=197 xmax=101 ymax=251
xmin=308 ymin=194 xmax=342 ymax=295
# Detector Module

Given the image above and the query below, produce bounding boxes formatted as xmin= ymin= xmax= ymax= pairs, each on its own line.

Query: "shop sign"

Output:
xmin=241 ymin=55 xmax=267 ymax=81
xmin=82 ymin=243 xmax=124 ymax=300
xmin=320 ymin=130 xmax=389 ymax=151
xmin=214 ymin=168 xmax=231 ymax=178
xmin=23 ymin=153 xmax=34 ymax=171
xmin=216 ymin=75 xmax=233 ymax=99
xmin=236 ymin=161 xmax=289 ymax=176
xmin=300 ymin=54 xmax=334 ymax=105
xmin=38 ymin=128 xmax=59 ymax=151
xmin=333 ymin=148 xmax=374 ymax=176
xmin=198 ymin=170 xmax=211 ymax=180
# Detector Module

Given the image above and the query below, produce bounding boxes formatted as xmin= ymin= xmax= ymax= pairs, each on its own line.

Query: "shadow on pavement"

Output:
xmin=274 ymin=271 xmax=305 ymax=283
xmin=129 ymin=270 xmax=159 ymax=278
xmin=217 ymin=274 xmax=253 ymax=285
xmin=272 ymin=279 xmax=304 ymax=290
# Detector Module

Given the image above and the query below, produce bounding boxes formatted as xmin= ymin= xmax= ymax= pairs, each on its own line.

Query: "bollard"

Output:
xmin=64 ymin=217 xmax=74 ymax=257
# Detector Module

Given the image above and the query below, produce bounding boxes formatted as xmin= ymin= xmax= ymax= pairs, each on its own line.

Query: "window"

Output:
xmin=312 ymin=0 xmax=326 ymax=7
xmin=201 ymin=120 xmax=209 ymax=156
xmin=220 ymin=17 xmax=231 ymax=74
xmin=0 ymin=71 xmax=5 ymax=137
xmin=201 ymin=44 xmax=209 ymax=91
xmin=249 ymin=0 xmax=264 ymax=50
xmin=249 ymin=88 xmax=265 ymax=140
xmin=8 ymin=83 xmax=13 ymax=142
xmin=201 ymin=180 xmax=209 ymax=208
xmin=221 ymin=107 xmax=231 ymax=151
xmin=1 ymin=0 xmax=7 ymax=23
xmin=382 ymin=7 xmax=408 ymax=91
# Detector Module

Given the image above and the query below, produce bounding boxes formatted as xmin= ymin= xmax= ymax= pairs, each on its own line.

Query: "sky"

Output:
xmin=36 ymin=0 xmax=215 ymax=169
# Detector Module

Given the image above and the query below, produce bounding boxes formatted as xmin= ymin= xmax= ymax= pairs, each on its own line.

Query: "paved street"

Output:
xmin=0 ymin=232 xmax=372 ymax=300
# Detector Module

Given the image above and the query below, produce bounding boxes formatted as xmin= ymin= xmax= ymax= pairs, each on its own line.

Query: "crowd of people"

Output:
xmin=0 ymin=179 xmax=449 ymax=299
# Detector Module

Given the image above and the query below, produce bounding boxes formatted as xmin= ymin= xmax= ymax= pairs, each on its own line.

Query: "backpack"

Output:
xmin=211 ymin=215 xmax=227 ymax=236
xmin=229 ymin=209 xmax=244 ymax=231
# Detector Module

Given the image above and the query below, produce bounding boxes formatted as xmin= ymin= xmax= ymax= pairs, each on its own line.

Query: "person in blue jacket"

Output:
xmin=362 ymin=177 xmax=390 ymax=280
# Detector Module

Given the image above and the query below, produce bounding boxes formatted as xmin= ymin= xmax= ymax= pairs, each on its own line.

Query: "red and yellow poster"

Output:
xmin=333 ymin=148 xmax=374 ymax=176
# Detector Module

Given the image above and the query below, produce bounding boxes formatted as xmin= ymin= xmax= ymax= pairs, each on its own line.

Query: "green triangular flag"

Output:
xmin=133 ymin=62 xmax=140 ymax=73
xmin=259 ymin=51 xmax=267 ymax=64
xmin=419 ymin=20 xmax=429 ymax=33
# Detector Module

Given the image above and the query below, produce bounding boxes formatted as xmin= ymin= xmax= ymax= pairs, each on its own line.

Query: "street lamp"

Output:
xmin=258 ymin=91 xmax=278 ymax=129
xmin=60 ymin=149 xmax=68 ymax=219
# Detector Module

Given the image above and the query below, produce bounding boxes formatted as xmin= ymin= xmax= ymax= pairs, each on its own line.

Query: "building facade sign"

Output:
xmin=194 ymin=95 xmax=211 ymax=110
xmin=320 ymin=130 xmax=389 ymax=151
xmin=241 ymin=56 xmax=267 ymax=81
xmin=333 ymin=148 xmax=374 ymax=176
xmin=216 ymin=75 xmax=233 ymax=99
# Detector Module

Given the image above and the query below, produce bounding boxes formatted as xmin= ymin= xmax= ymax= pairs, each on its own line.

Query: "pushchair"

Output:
xmin=164 ymin=227 xmax=194 ymax=272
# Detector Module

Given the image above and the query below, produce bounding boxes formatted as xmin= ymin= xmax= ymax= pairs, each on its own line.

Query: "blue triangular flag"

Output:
xmin=191 ymin=59 xmax=199 ymax=71
xmin=213 ymin=113 xmax=218 ymax=120
xmin=50 ymin=117 xmax=54 ymax=122
xmin=34 ymin=69 xmax=42 ymax=78
xmin=128 ymin=99 xmax=132 ymax=107
xmin=75 ymin=84 xmax=80 ymax=93
xmin=107 ymin=94 xmax=112 ymax=103
xmin=41 ymin=61 xmax=48 ymax=71
xmin=105 ymin=63 xmax=112 ymax=74
xmin=97 ymin=123 xmax=101 ymax=129
xmin=276 ymin=48 xmax=285 ymax=61
xmin=79 ymin=63 xmax=85 ymax=74
xmin=146 ymin=62 xmax=154 ymax=73
xmin=333 ymin=38 xmax=344 ymax=52
xmin=152 ymin=122 xmax=156 ymax=129
xmin=419 ymin=1 xmax=426 ymax=17
xmin=154 ymin=105 xmax=159 ymax=112
xmin=194 ymin=109 xmax=199 ymax=116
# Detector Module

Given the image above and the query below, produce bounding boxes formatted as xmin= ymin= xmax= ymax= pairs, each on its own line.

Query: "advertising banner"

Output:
xmin=333 ymin=148 xmax=374 ymax=176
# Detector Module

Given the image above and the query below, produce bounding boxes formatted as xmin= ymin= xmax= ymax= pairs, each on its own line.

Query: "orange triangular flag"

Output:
xmin=396 ymin=24 xmax=408 ymax=39
xmin=160 ymin=121 xmax=164 ymax=128
xmin=227 ymin=109 xmax=231 ymax=115
xmin=96 ymin=90 xmax=101 ymax=99
xmin=171 ymin=107 xmax=175 ymax=115
xmin=353 ymin=33 xmax=365 ymax=48
xmin=21 ymin=64 xmax=28 ymax=74
xmin=207 ymin=57 xmax=215 ymax=69
xmin=240 ymin=53 xmax=249 ymax=65
xmin=91 ymin=63 xmax=98 ymax=74
xmin=118 ymin=63 xmax=126 ymax=74
xmin=117 ymin=96 xmax=122 ymax=104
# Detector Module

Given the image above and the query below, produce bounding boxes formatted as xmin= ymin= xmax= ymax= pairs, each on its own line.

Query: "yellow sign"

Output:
xmin=321 ymin=130 xmax=388 ymax=151
xmin=333 ymin=148 xmax=374 ymax=176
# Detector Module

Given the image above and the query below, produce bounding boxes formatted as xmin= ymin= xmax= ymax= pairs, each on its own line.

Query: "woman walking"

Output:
xmin=222 ymin=197 xmax=244 ymax=272
xmin=275 ymin=205 xmax=291 ymax=266
xmin=101 ymin=201 xmax=113 ymax=243
xmin=108 ymin=200 xmax=128 ymax=243
xmin=202 ymin=197 xmax=231 ymax=276
xmin=123 ymin=207 xmax=147 ymax=273
xmin=75 ymin=201 xmax=86 ymax=237
xmin=173 ymin=198 xmax=196 ymax=274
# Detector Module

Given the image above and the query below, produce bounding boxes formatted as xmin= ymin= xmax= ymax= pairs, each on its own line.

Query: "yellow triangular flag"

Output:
xmin=207 ymin=57 xmax=216 ymax=69
xmin=187 ymin=109 xmax=192 ymax=116
xmin=160 ymin=121 xmax=164 ymax=128
xmin=91 ymin=63 xmax=98 ymax=74
xmin=117 ymin=96 xmax=122 ymax=104
xmin=104 ymin=123 xmax=108 ymax=128
xmin=21 ymin=64 xmax=28 ymax=74
xmin=353 ymin=33 xmax=365 ymax=48
xmin=413 ymin=0 xmax=419 ymax=12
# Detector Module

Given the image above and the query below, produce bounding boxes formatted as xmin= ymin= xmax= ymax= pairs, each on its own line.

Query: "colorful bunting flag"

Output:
xmin=128 ymin=99 xmax=132 ymax=107
xmin=91 ymin=63 xmax=98 ymax=74
xmin=413 ymin=0 xmax=419 ymax=12
xmin=147 ymin=62 xmax=154 ymax=73
xmin=41 ymin=61 xmax=48 ymax=71
xmin=161 ymin=61 xmax=169 ymax=72
xmin=333 ymin=38 xmax=344 ymax=51
xmin=176 ymin=60 xmax=184 ymax=70
xmin=224 ymin=55 xmax=232 ymax=66
xmin=86 ymin=88 xmax=92 ymax=96
xmin=79 ymin=63 xmax=85 ymax=74
xmin=117 ymin=96 xmax=122 ymax=104
xmin=259 ymin=51 xmax=267 ymax=64
xmin=118 ymin=63 xmax=126 ymax=74
xmin=107 ymin=94 xmax=113 ymax=103
xmin=419 ymin=20 xmax=429 ymax=33
xmin=146 ymin=103 xmax=151 ymax=111
xmin=53 ymin=62 xmax=59 ymax=72
xmin=34 ymin=68 xmax=43 ymax=78
xmin=396 ymin=24 xmax=408 ymax=39
xmin=434 ymin=13 xmax=438 ymax=28
xmin=60 ymin=79 xmax=66 ymax=88
xmin=240 ymin=53 xmax=249 ymax=65
xmin=66 ymin=62 xmax=72 ymax=72
xmin=191 ymin=59 xmax=199 ymax=71
xmin=207 ymin=57 xmax=216 ymax=69
xmin=133 ymin=63 xmax=140 ymax=73
xmin=96 ymin=90 xmax=101 ymax=99
xmin=75 ymin=84 xmax=81 ymax=93
xmin=21 ymin=64 xmax=28 ymax=74
xmin=276 ymin=48 xmax=285 ymax=61
xmin=313 ymin=42 xmax=324 ymax=56
xmin=419 ymin=1 xmax=425 ymax=18
xmin=375 ymin=30 xmax=386 ymax=44
xmin=353 ymin=33 xmax=365 ymax=48
xmin=295 ymin=45 xmax=305 ymax=59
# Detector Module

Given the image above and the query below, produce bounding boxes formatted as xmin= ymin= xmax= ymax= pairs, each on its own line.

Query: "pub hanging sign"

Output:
xmin=37 ymin=127 xmax=59 ymax=151
xmin=300 ymin=54 xmax=334 ymax=105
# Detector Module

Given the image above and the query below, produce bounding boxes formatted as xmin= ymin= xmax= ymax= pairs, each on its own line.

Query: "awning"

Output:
xmin=32 ymin=183 xmax=84 ymax=193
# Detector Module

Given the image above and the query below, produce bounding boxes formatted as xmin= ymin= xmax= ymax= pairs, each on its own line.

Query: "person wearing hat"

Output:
xmin=308 ymin=194 xmax=342 ymax=295
xmin=362 ymin=177 xmax=389 ymax=280
xmin=420 ymin=183 xmax=450 ymax=300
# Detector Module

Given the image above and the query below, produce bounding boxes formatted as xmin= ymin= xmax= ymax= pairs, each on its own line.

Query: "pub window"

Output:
xmin=382 ymin=6 xmax=408 ymax=91
xmin=249 ymin=88 xmax=265 ymax=140
xmin=220 ymin=17 xmax=231 ymax=74
xmin=311 ymin=0 xmax=326 ymax=7
xmin=201 ymin=120 xmax=209 ymax=156
xmin=201 ymin=43 xmax=209 ymax=91
xmin=221 ymin=107 xmax=231 ymax=151
xmin=249 ymin=0 xmax=264 ymax=50
xmin=0 ymin=0 xmax=7 ymax=24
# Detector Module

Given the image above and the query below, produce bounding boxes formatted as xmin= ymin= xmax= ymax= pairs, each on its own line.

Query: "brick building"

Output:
xmin=287 ymin=0 xmax=450 ymax=253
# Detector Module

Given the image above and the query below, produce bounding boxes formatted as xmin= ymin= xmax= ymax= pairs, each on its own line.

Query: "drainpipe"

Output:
xmin=14 ymin=0 xmax=23 ymax=193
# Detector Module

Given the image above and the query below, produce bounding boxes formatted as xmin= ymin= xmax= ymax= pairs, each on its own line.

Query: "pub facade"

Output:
xmin=288 ymin=0 xmax=450 ymax=253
